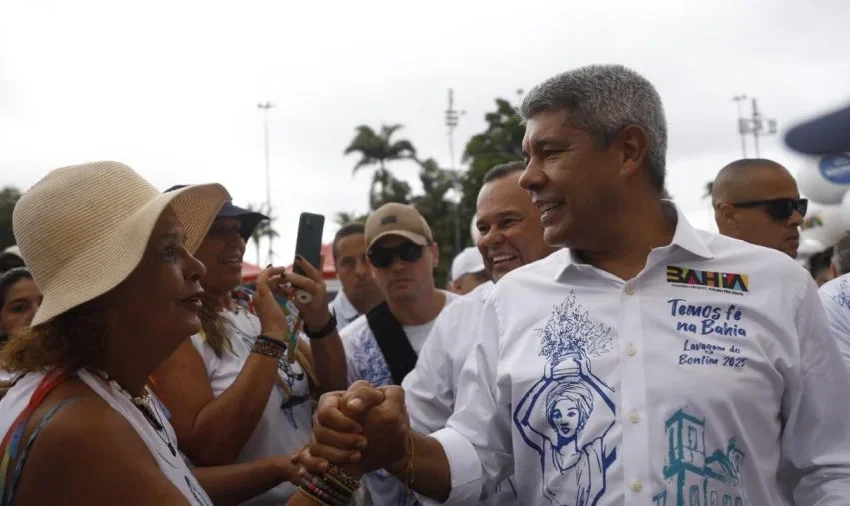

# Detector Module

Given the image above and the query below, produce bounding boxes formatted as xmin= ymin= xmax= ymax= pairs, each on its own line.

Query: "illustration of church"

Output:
xmin=652 ymin=409 xmax=748 ymax=506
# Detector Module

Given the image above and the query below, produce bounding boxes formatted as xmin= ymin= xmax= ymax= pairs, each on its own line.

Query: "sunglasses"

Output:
xmin=368 ymin=241 xmax=425 ymax=268
xmin=731 ymin=198 xmax=808 ymax=221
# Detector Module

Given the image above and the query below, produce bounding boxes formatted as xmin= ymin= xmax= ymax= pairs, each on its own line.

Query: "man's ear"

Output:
xmin=716 ymin=203 xmax=739 ymax=232
xmin=617 ymin=124 xmax=649 ymax=179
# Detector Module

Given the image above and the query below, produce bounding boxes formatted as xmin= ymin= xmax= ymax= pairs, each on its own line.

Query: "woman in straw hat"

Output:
xmin=0 ymin=161 xmax=369 ymax=506
xmin=151 ymin=187 xmax=320 ymax=505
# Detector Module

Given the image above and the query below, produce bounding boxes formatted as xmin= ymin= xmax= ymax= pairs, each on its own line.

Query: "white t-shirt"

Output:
xmin=340 ymin=290 xmax=459 ymax=387
xmin=189 ymin=300 xmax=312 ymax=505
xmin=339 ymin=290 xmax=459 ymax=506
xmin=0 ymin=369 xmax=212 ymax=505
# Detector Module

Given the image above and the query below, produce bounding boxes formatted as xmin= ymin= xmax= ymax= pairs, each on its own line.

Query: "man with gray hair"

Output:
xmin=305 ymin=65 xmax=850 ymax=505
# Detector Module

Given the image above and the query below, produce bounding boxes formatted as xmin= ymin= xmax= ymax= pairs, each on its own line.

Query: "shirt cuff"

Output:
xmin=417 ymin=427 xmax=483 ymax=505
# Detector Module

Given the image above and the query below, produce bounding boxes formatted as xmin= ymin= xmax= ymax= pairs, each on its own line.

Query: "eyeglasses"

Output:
xmin=368 ymin=241 xmax=425 ymax=268
xmin=731 ymin=198 xmax=808 ymax=220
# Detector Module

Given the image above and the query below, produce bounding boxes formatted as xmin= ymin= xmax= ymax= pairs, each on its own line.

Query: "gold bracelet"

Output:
xmin=392 ymin=431 xmax=415 ymax=488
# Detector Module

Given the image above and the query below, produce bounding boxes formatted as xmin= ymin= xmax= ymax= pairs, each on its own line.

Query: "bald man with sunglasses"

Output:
xmin=712 ymin=158 xmax=807 ymax=258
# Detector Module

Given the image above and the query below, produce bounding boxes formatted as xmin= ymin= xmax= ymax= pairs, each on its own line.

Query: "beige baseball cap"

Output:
xmin=364 ymin=203 xmax=433 ymax=250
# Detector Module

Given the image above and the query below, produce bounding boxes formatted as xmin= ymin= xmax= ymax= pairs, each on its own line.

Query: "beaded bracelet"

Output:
xmin=250 ymin=339 xmax=285 ymax=360
xmin=256 ymin=334 xmax=288 ymax=351
xmin=298 ymin=470 xmax=359 ymax=506
xmin=308 ymin=473 xmax=350 ymax=504
xmin=326 ymin=465 xmax=360 ymax=493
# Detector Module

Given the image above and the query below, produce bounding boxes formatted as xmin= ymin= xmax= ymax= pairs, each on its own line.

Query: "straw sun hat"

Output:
xmin=13 ymin=161 xmax=230 ymax=326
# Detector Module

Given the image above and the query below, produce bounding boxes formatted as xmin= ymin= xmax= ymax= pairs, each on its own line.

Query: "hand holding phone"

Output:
xmin=279 ymin=212 xmax=333 ymax=332
xmin=293 ymin=213 xmax=324 ymax=277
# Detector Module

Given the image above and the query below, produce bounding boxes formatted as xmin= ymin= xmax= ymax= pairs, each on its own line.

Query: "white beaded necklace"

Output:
xmin=95 ymin=370 xmax=177 ymax=457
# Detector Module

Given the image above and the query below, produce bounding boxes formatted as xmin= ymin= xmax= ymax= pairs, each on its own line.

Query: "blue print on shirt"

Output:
xmin=652 ymin=409 xmax=748 ymax=506
xmin=514 ymin=292 xmax=616 ymax=506
xmin=834 ymin=278 xmax=850 ymax=310
xmin=350 ymin=331 xmax=393 ymax=386
xmin=276 ymin=357 xmax=309 ymax=429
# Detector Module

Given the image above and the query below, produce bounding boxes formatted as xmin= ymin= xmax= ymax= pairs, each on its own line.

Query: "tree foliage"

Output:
xmin=344 ymin=124 xmax=417 ymax=210
xmin=457 ymin=98 xmax=525 ymax=243
xmin=247 ymin=203 xmax=279 ymax=266
xmin=0 ymin=187 xmax=22 ymax=250
xmin=337 ymin=98 xmax=526 ymax=286
xmin=334 ymin=211 xmax=368 ymax=227
xmin=410 ymin=159 xmax=459 ymax=285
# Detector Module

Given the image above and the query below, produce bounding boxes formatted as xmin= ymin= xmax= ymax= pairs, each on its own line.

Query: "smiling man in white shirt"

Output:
xmin=401 ymin=161 xmax=558 ymax=504
xmin=306 ymin=64 xmax=850 ymax=506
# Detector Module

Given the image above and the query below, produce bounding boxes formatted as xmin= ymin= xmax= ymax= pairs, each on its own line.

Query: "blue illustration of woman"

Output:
xmin=515 ymin=351 xmax=616 ymax=506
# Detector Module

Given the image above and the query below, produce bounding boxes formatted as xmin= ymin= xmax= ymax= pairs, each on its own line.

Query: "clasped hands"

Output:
xmin=293 ymin=381 xmax=413 ymax=479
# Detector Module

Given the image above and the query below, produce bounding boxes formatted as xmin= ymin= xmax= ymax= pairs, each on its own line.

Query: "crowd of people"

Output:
xmin=0 ymin=64 xmax=849 ymax=506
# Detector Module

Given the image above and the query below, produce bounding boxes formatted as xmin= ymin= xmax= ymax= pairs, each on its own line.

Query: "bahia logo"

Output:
xmin=818 ymin=153 xmax=850 ymax=184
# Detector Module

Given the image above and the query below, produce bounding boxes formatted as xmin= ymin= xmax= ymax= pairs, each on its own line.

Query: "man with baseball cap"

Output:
xmin=334 ymin=202 xmax=458 ymax=505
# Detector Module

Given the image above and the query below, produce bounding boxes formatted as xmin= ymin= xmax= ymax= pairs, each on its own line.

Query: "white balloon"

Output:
xmin=796 ymin=153 xmax=850 ymax=205
xmin=470 ymin=213 xmax=479 ymax=244
xmin=801 ymin=201 xmax=847 ymax=247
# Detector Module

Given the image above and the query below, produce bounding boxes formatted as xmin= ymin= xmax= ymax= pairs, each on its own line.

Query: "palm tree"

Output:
xmin=411 ymin=159 xmax=461 ymax=282
xmin=703 ymin=181 xmax=714 ymax=200
xmin=344 ymin=124 xmax=417 ymax=209
xmin=247 ymin=203 xmax=279 ymax=265
xmin=334 ymin=211 xmax=368 ymax=227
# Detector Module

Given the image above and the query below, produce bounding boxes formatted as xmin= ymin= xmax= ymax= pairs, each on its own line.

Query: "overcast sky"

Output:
xmin=1 ymin=0 xmax=848 ymax=264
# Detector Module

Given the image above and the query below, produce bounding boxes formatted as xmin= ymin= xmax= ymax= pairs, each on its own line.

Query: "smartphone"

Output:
xmin=293 ymin=212 xmax=325 ymax=276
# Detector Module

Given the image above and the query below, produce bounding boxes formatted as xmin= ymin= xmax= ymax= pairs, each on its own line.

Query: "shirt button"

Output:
xmin=629 ymin=411 xmax=641 ymax=424
xmin=631 ymin=480 xmax=644 ymax=493
xmin=624 ymin=285 xmax=635 ymax=295
xmin=626 ymin=343 xmax=637 ymax=356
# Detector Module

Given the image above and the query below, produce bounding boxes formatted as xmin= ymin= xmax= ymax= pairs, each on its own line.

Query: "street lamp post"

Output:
xmin=445 ymin=89 xmax=466 ymax=255
xmin=257 ymin=101 xmax=275 ymax=263
xmin=732 ymin=95 xmax=748 ymax=158
xmin=732 ymin=95 xmax=777 ymax=159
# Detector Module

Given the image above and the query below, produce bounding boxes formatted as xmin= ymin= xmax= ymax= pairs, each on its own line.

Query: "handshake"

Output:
xmin=294 ymin=380 xmax=414 ymax=480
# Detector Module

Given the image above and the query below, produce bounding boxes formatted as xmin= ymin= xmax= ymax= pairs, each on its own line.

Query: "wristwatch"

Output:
xmin=304 ymin=314 xmax=338 ymax=340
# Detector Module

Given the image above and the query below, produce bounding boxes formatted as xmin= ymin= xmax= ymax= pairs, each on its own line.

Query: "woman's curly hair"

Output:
xmin=0 ymin=301 xmax=108 ymax=373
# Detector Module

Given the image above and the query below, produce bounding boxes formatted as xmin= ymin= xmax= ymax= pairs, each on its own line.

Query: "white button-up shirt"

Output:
xmin=403 ymin=281 xmax=494 ymax=434
xmin=430 ymin=206 xmax=850 ymax=506
xmin=818 ymin=273 xmax=850 ymax=371
xmin=403 ymin=281 xmax=518 ymax=505
xmin=329 ymin=288 xmax=361 ymax=331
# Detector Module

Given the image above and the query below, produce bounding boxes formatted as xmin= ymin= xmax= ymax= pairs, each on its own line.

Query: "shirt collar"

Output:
xmin=554 ymin=201 xmax=714 ymax=280
xmin=332 ymin=289 xmax=360 ymax=319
